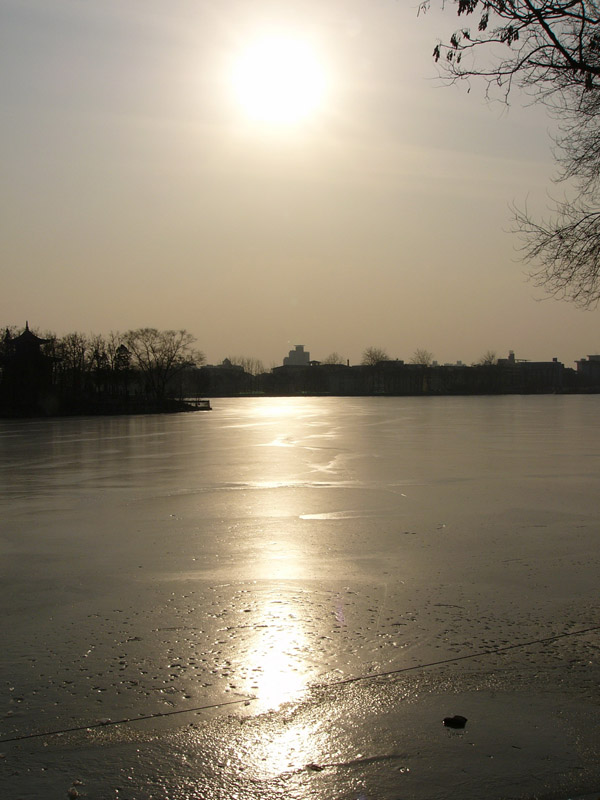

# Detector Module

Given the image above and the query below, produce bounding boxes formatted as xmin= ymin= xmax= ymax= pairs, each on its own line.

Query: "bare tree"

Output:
xmin=99 ymin=331 xmax=123 ymax=371
xmin=410 ymin=348 xmax=435 ymax=366
xmin=89 ymin=334 xmax=109 ymax=370
xmin=514 ymin=198 xmax=600 ymax=306
xmin=421 ymin=1 xmax=600 ymax=306
xmin=322 ymin=352 xmax=345 ymax=365
xmin=103 ymin=334 xmax=132 ymax=397
xmin=477 ymin=349 xmax=498 ymax=366
xmin=50 ymin=332 xmax=94 ymax=398
xmin=57 ymin=332 xmax=90 ymax=372
xmin=1 ymin=324 xmax=21 ymax=338
xmin=361 ymin=346 xmax=389 ymax=366
xmin=226 ymin=355 xmax=265 ymax=375
xmin=124 ymin=328 xmax=205 ymax=401
xmin=0 ymin=325 xmax=22 ymax=360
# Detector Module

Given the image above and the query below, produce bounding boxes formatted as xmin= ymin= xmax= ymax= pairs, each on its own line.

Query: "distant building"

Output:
xmin=576 ymin=355 xmax=600 ymax=386
xmin=283 ymin=345 xmax=310 ymax=366
xmin=217 ymin=358 xmax=244 ymax=372
xmin=199 ymin=358 xmax=251 ymax=396
xmin=497 ymin=351 xmax=565 ymax=392
xmin=497 ymin=350 xmax=517 ymax=366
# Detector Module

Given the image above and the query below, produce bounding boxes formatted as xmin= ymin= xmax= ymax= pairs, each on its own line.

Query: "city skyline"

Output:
xmin=3 ymin=1 xmax=599 ymax=369
xmin=4 ymin=322 xmax=598 ymax=372
xmin=3 ymin=322 xmax=595 ymax=420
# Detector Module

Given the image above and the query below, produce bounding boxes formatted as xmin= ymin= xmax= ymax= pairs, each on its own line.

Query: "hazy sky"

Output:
xmin=2 ymin=0 xmax=598 ymax=367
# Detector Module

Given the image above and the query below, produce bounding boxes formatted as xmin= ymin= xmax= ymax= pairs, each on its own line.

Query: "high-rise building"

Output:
xmin=283 ymin=345 xmax=310 ymax=366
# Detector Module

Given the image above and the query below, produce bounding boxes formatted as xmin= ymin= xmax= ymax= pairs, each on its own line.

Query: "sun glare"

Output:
xmin=248 ymin=598 xmax=310 ymax=712
xmin=231 ymin=34 xmax=328 ymax=125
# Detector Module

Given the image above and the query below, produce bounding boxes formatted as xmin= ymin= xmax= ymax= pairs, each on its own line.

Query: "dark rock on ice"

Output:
xmin=442 ymin=715 xmax=467 ymax=729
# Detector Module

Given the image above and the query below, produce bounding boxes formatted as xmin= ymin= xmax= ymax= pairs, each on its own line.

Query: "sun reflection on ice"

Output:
xmin=247 ymin=598 xmax=310 ymax=713
xmin=235 ymin=399 xmax=324 ymax=711
xmin=253 ymin=717 xmax=320 ymax=778
xmin=252 ymin=398 xmax=320 ymax=421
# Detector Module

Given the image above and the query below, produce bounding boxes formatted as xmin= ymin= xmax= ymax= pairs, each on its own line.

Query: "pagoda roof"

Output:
xmin=12 ymin=322 xmax=51 ymax=345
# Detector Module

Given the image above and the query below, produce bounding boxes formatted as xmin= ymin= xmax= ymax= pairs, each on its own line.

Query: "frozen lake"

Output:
xmin=2 ymin=395 xmax=600 ymax=800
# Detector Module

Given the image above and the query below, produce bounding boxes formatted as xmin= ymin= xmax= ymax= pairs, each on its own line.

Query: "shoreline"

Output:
xmin=0 ymin=397 xmax=211 ymax=419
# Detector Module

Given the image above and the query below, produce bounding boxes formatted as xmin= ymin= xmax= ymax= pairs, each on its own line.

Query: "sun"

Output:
xmin=231 ymin=33 xmax=328 ymax=125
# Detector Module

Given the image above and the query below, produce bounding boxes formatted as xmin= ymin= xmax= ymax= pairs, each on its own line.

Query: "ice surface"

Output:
xmin=2 ymin=396 xmax=600 ymax=799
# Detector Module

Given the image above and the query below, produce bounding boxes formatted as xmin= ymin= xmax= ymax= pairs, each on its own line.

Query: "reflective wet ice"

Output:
xmin=2 ymin=396 xmax=600 ymax=799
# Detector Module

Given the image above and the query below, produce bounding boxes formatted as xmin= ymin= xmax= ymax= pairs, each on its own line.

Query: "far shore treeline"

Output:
xmin=1 ymin=324 xmax=600 ymax=418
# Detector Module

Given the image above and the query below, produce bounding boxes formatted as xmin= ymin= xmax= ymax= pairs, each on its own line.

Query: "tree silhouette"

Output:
xmin=361 ymin=346 xmax=389 ymax=366
xmin=477 ymin=349 xmax=498 ymax=366
xmin=123 ymin=328 xmax=205 ymax=401
xmin=226 ymin=355 xmax=265 ymax=375
xmin=410 ymin=348 xmax=435 ymax=366
xmin=423 ymin=0 xmax=600 ymax=306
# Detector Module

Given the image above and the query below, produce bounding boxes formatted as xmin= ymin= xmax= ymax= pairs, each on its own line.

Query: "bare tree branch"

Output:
xmin=423 ymin=1 xmax=600 ymax=306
